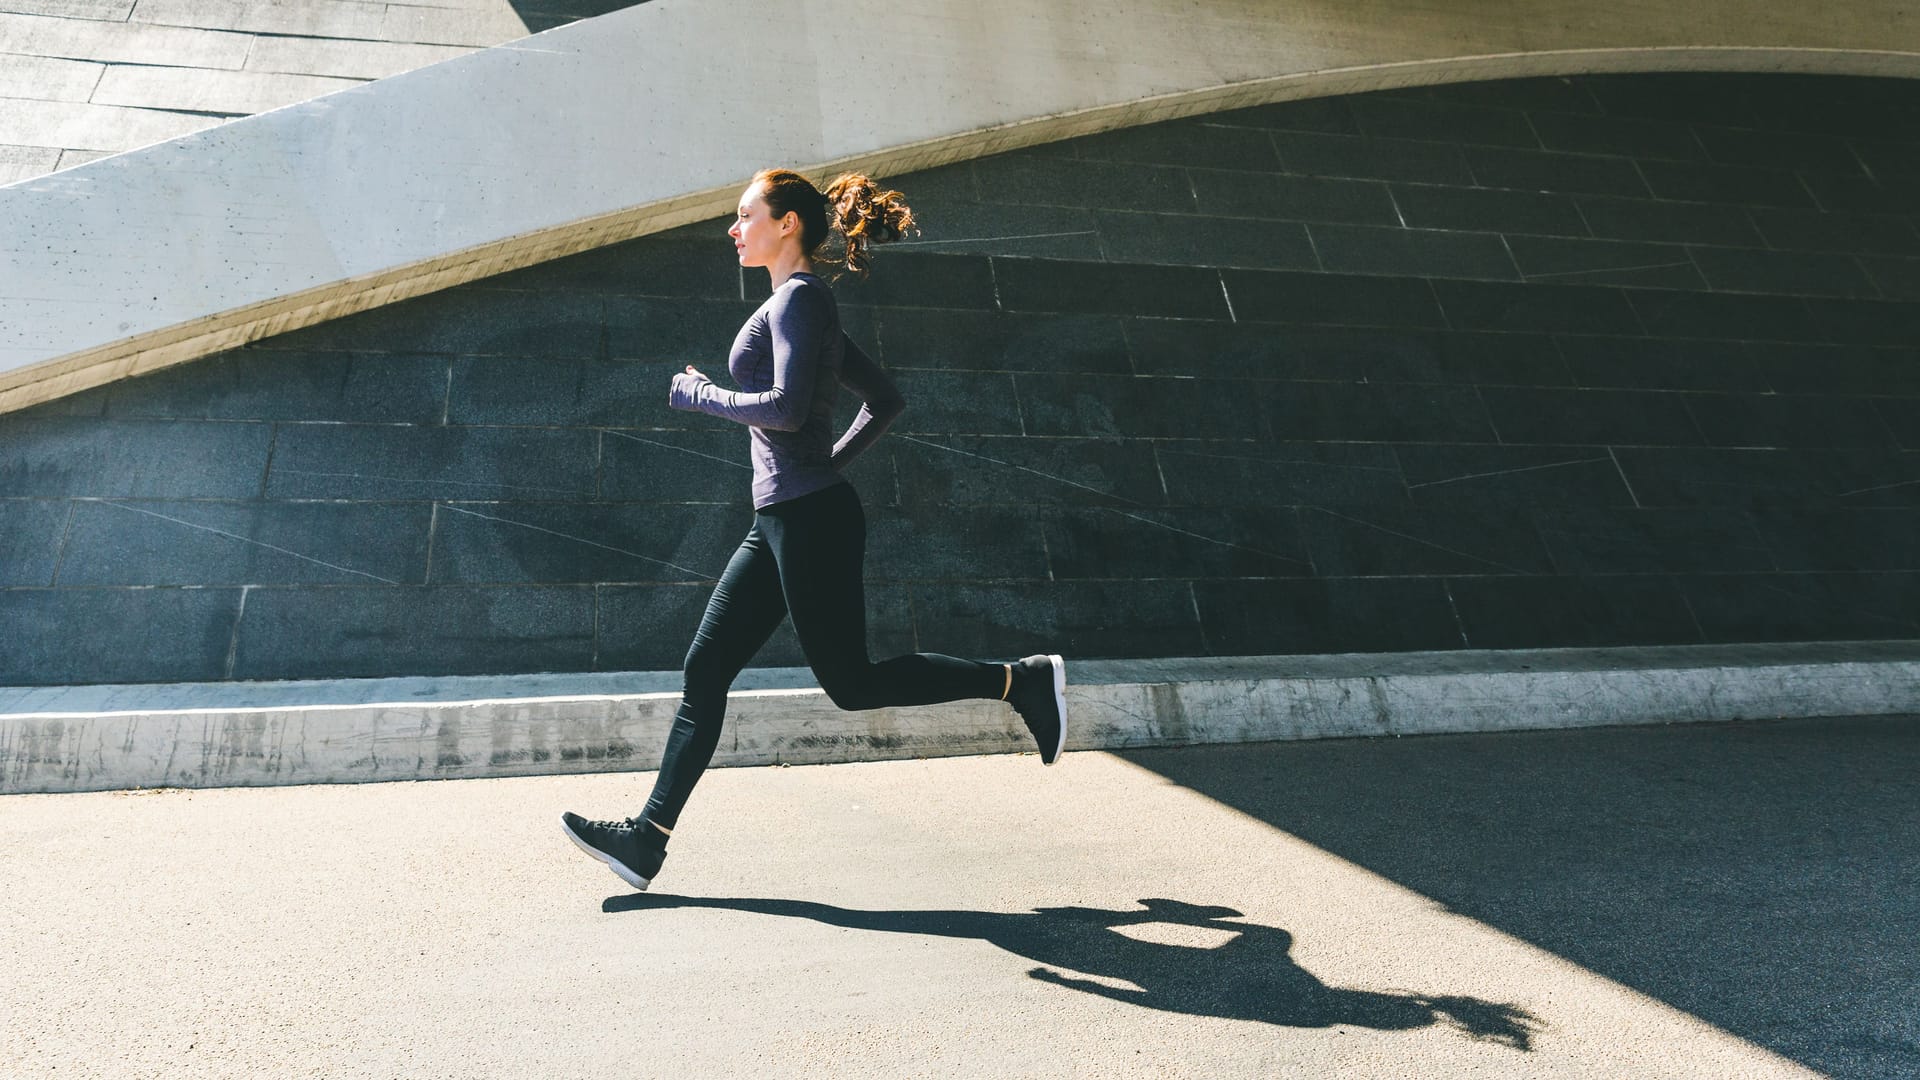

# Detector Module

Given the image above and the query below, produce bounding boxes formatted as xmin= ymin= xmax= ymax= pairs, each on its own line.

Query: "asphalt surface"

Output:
xmin=4 ymin=715 xmax=1915 ymax=1078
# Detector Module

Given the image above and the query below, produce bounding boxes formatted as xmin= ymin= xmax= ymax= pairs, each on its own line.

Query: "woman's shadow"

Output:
xmin=605 ymin=893 xmax=1540 ymax=1049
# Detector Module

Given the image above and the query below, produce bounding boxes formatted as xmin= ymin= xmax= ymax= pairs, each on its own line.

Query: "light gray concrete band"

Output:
xmin=6 ymin=641 xmax=1918 ymax=794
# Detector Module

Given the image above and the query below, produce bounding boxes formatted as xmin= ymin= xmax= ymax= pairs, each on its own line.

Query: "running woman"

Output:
xmin=561 ymin=169 xmax=1068 ymax=891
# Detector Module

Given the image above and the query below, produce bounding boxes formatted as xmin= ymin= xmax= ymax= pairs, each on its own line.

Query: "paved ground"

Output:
xmin=4 ymin=715 xmax=1915 ymax=1078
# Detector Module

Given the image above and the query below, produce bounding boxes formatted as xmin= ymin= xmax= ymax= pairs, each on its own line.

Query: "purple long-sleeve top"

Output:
xmin=668 ymin=271 xmax=905 ymax=509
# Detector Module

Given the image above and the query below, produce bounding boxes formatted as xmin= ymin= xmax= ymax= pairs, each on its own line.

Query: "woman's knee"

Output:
xmin=816 ymin=668 xmax=878 ymax=712
xmin=682 ymin=644 xmax=736 ymax=701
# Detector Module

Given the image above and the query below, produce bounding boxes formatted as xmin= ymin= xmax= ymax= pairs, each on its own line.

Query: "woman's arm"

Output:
xmin=669 ymin=284 xmax=829 ymax=432
xmin=831 ymin=335 xmax=906 ymax=471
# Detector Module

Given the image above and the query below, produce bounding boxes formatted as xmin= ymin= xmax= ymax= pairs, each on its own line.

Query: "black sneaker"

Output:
xmin=560 ymin=811 xmax=667 ymax=891
xmin=1008 ymin=653 xmax=1067 ymax=765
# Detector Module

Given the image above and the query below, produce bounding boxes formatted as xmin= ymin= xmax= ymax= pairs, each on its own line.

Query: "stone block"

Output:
xmin=447 ymin=357 xmax=666 ymax=427
xmin=0 ymin=586 xmax=241 ymax=684
xmin=1480 ymin=385 xmax=1703 ymax=447
xmin=1688 ymin=247 xmax=1876 ymax=298
xmin=861 ymin=503 xmax=1049 ymax=583
xmin=1070 ymin=118 xmax=1281 ymax=170
xmin=1748 ymin=209 xmax=1920 ymax=262
xmin=0 ymin=53 xmax=103 ymax=102
xmin=1693 ymin=125 xmax=1867 ymax=175
xmin=993 ymin=258 xmax=1230 ymax=319
xmin=1686 ymin=392 xmax=1897 ymax=450
xmin=1272 ymin=131 xmax=1473 ymax=185
xmin=230 ymin=585 xmax=596 ymax=680
xmin=427 ymin=501 xmax=747 ymax=585
xmin=969 ymin=153 xmax=1196 ymax=213
xmin=875 ymin=309 xmax=1129 ymax=374
xmin=602 ymin=297 xmax=761 ymax=362
xmin=1153 ymin=440 xmax=1410 ymax=509
xmin=1391 ymin=183 xmax=1587 ymax=237
xmin=1463 ymin=145 xmax=1651 ymax=197
xmin=1397 ymin=444 xmax=1635 ymax=508
xmin=56 ymin=500 xmax=432 ymax=586
xmin=1260 ymin=380 xmax=1494 ymax=443
xmin=1529 ymin=111 xmax=1708 ymax=161
xmin=1748 ymin=507 xmax=1920 ymax=572
xmin=1094 ymin=211 xmax=1317 ymax=272
xmin=1449 ymin=574 xmax=1701 ymax=649
xmin=596 ymin=429 xmax=751 ymax=503
xmin=1628 ymin=289 xmax=1821 ymax=343
xmin=0 ymin=145 xmax=61 ymax=184
xmin=891 ymin=201 xmax=1102 ymax=261
xmin=1531 ymin=506 xmax=1775 ymax=574
xmin=106 ymin=349 xmax=448 ymax=423
xmin=890 ymin=435 xmax=1167 ymax=509
xmin=1802 ymin=295 xmax=1920 ymax=348
xmin=1190 ymin=168 xmax=1399 ymax=226
xmin=1555 ymin=337 xmax=1763 ymax=392
xmin=887 ymin=369 xmax=1024 ymax=435
xmin=0 ymin=12 xmax=251 ymax=67
xmin=242 ymin=35 xmax=475 ymax=80
xmin=1039 ymin=505 xmax=1311 ymax=580
xmin=1682 ymin=571 xmax=1920 ymax=642
xmin=1015 ymin=372 xmax=1263 ymax=440
xmin=1638 ymin=159 xmax=1816 ymax=208
xmin=91 ymin=66 xmax=359 ymax=115
xmin=1297 ymin=503 xmax=1554 ymax=576
xmin=0 ymin=97 xmax=218 ymax=152
xmin=1349 ymin=95 xmax=1538 ymax=148
xmin=0 ymin=416 xmax=271 ymax=498
xmin=263 ymin=423 xmax=598 ymax=501
xmin=1223 ymin=269 xmax=1445 ymax=328
xmin=1431 ymin=279 xmax=1638 ymax=335
xmin=0 ymin=500 xmax=67 ymax=586
xmin=1307 ymin=223 xmax=1518 ymax=280
xmin=1800 ymin=172 xmax=1918 ymax=216
xmin=1747 ymin=342 xmax=1920 ymax=396
xmin=1504 ymin=236 xmax=1705 ymax=290
xmin=908 ymin=579 xmax=1205 ymax=659
xmin=1609 ymin=446 xmax=1821 ymax=508
xmin=1192 ymin=576 xmax=1462 ymax=654
xmin=1578 ymin=195 xmax=1764 ymax=246
xmin=830 ymin=253 xmax=997 ymax=311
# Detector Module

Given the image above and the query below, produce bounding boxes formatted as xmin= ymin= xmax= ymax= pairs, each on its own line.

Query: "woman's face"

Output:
xmin=728 ymin=184 xmax=793 ymax=268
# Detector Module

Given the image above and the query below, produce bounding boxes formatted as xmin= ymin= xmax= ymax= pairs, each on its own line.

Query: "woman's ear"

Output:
xmin=779 ymin=211 xmax=799 ymax=237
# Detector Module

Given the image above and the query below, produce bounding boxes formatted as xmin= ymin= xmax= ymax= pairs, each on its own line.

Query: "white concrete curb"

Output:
xmin=6 ymin=642 xmax=1919 ymax=794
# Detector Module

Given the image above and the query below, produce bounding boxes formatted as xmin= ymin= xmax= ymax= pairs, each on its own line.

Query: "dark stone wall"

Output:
xmin=5 ymin=72 xmax=1920 ymax=685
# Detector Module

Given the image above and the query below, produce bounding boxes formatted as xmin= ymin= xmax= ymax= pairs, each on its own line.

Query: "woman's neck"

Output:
xmin=767 ymin=251 xmax=813 ymax=289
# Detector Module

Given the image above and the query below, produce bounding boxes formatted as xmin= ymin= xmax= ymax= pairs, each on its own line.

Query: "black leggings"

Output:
xmin=642 ymin=483 xmax=1004 ymax=828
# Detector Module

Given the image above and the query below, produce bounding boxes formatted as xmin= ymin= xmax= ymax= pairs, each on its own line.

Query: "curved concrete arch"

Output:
xmin=3 ymin=0 xmax=1918 ymax=415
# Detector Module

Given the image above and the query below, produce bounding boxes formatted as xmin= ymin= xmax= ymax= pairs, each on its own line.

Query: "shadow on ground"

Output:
xmin=1117 ymin=715 xmax=1920 ymax=1079
xmin=607 ymin=892 xmax=1539 ymax=1048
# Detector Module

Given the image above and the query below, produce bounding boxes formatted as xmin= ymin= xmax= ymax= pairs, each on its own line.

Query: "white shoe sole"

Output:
xmin=1046 ymin=654 xmax=1067 ymax=766
xmin=560 ymin=814 xmax=652 ymax=891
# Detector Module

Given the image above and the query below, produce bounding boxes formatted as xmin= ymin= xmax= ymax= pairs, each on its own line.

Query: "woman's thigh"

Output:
xmin=761 ymin=487 xmax=869 ymax=673
xmin=683 ymin=523 xmax=789 ymax=689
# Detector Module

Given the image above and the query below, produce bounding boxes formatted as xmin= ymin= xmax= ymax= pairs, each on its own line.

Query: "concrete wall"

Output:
xmin=4 ymin=71 xmax=1917 ymax=686
xmin=0 ymin=1 xmax=608 ymax=185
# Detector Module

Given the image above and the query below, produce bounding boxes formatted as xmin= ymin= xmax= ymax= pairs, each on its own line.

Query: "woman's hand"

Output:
xmin=669 ymin=364 xmax=713 ymax=411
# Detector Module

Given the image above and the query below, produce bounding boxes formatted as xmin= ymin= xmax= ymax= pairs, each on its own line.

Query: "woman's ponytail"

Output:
xmin=823 ymin=173 xmax=915 ymax=278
